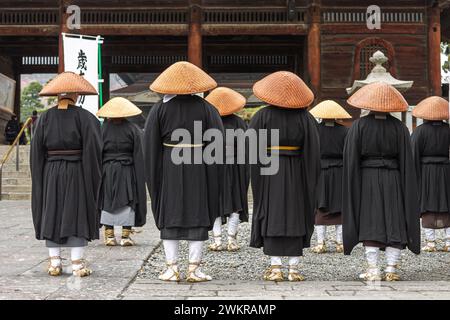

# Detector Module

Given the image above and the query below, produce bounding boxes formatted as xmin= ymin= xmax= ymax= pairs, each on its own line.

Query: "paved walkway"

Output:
xmin=0 ymin=201 xmax=160 ymax=300
xmin=1 ymin=201 xmax=449 ymax=300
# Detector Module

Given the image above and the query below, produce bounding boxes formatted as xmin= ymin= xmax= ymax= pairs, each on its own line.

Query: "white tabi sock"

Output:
xmin=385 ymin=247 xmax=401 ymax=273
xmin=364 ymin=246 xmax=380 ymax=270
xmin=446 ymin=228 xmax=450 ymax=246
xmin=316 ymin=225 xmax=326 ymax=244
xmin=163 ymin=240 xmax=179 ymax=264
xmin=188 ymin=241 xmax=204 ymax=263
xmin=335 ymin=225 xmax=343 ymax=243
xmin=48 ymin=248 xmax=61 ymax=267
xmin=288 ymin=256 xmax=300 ymax=267
xmin=70 ymin=247 xmax=85 ymax=270
xmin=227 ymin=213 xmax=240 ymax=236
xmin=424 ymin=228 xmax=436 ymax=243
xmin=212 ymin=217 xmax=222 ymax=237
xmin=270 ymin=256 xmax=282 ymax=268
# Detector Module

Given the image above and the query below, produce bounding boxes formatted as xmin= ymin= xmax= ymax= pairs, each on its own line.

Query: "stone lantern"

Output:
xmin=346 ymin=50 xmax=413 ymax=95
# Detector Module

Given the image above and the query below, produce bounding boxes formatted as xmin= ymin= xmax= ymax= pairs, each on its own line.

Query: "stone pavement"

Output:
xmin=1 ymin=200 xmax=450 ymax=300
xmin=0 ymin=200 xmax=160 ymax=300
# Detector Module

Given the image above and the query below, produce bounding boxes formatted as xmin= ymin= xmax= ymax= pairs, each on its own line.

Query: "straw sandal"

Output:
xmin=359 ymin=267 xmax=382 ymax=281
xmin=208 ymin=235 xmax=223 ymax=252
xmin=263 ymin=265 xmax=284 ymax=282
xmin=120 ymin=228 xmax=135 ymax=246
xmin=421 ymin=241 xmax=437 ymax=252
xmin=335 ymin=242 xmax=344 ymax=253
xmin=186 ymin=262 xmax=212 ymax=282
xmin=158 ymin=263 xmax=181 ymax=282
xmin=288 ymin=266 xmax=305 ymax=282
xmin=47 ymin=256 xmax=62 ymax=276
xmin=227 ymin=233 xmax=240 ymax=252
xmin=104 ymin=227 xmax=117 ymax=246
xmin=311 ymin=242 xmax=328 ymax=254
xmin=72 ymin=259 xmax=92 ymax=277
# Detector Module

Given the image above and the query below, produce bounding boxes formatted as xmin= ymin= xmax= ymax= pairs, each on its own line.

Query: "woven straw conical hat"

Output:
xmin=206 ymin=87 xmax=246 ymax=116
xmin=412 ymin=96 xmax=449 ymax=121
xmin=96 ymin=97 xmax=142 ymax=118
xmin=309 ymin=100 xmax=352 ymax=119
xmin=347 ymin=82 xmax=408 ymax=112
xmin=150 ymin=61 xmax=217 ymax=94
xmin=253 ymin=71 xmax=314 ymax=109
xmin=39 ymin=71 xmax=97 ymax=96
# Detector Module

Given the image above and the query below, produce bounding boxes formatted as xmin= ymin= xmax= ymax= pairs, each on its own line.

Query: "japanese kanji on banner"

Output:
xmin=62 ymin=33 xmax=103 ymax=116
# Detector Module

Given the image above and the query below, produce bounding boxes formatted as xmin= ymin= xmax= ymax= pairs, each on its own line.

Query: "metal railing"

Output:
xmin=0 ymin=117 xmax=32 ymax=201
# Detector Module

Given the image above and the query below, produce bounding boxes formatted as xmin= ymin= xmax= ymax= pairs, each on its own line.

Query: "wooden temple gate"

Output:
xmin=0 ymin=0 xmax=447 ymax=126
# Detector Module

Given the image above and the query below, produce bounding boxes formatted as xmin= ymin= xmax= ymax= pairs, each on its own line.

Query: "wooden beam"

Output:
xmin=0 ymin=26 xmax=58 ymax=36
xmin=188 ymin=1 xmax=202 ymax=67
xmin=321 ymin=24 xmax=427 ymax=34
xmin=307 ymin=0 xmax=321 ymax=98
xmin=202 ymin=24 xmax=308 ymax=36
xmin=79 ymin=25 xmax=188 ymax=36
xmin=428 ymin=2 xmax=442 ymax=96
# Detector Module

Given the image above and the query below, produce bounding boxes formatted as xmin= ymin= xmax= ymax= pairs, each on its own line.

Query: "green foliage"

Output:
xmin=20 ymin=81 xmax=45 ymax=121
xmin=442 ymin=42 xmax=449 ymax=73
xmin=237 ymin=106 xmax=265 ymax=122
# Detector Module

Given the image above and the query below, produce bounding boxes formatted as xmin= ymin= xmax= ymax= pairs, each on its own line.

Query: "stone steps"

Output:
xmin=1 ymin=145 xmax=31 ymax=200
xmin=1 ymin=192 xmax=30 ymax=200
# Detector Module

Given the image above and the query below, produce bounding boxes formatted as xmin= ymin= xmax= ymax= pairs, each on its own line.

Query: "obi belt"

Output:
xmin=360 ymin=156 xmax=398 ymax=169
xmin=46 ymin=149 xmax=82 ymax=161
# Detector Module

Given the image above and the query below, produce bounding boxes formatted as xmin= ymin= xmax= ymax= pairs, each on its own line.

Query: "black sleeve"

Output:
xmin=30 ymin=113 xmax=46 ymax=239
xmin=132 ymin=124 xmax=148 ymax=227
xmin=342 ymin=120 xmax=362 ymax=255
xmin=399 ymin=124 xmax=421 ymax=254
xmin=143 ymin=102 xmax=164 ymax=228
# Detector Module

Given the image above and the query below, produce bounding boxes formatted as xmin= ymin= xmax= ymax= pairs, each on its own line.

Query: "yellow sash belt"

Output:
xmin=163 ymin=143 xmax=204 ymax=148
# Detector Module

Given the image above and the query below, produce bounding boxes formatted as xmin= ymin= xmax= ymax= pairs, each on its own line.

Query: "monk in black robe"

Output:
xmin=32 ymin=72 xmax=101 ymax=277
xmin=144 ymin=62 xmax=223 ymax=282
xmin=205 ymin=87 xmax=249 ymax=252
xmin=249 ymin=72 xmax=320 ymax=282
xmin=411 ymin=96 xmax=450 ymax=252
xmin=343 ymin=82 xmax=420 ymax=282
xmin=97 ymin=97 xmax=147 ymax=247
xmin=309 ymin=100 xmax=351 ymax=254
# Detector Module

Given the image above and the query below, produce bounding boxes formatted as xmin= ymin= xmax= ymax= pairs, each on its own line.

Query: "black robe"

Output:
xmin=249 ymin=106 xmax=320 ymax=256
xmin=99 ymin=119 xmax=147 ymax=227
xmin=316 ymin=122 xmax=348 ymax=214
xmin=411 ymin=121 xmax=450 ymax=215
xmin=342 ymin=113 xmax=420 ymax=255
xmin=144 ymin=95 xmax=224 ymax=241
xmin=221 ymin=114 xmax=249 ymax=222
xmin=31 ymin=105 xmax=102 ymax=244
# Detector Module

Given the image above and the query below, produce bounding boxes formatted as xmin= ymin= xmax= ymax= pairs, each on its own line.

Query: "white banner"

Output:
xmin=63 ymin=34 xmax=102 ymax=116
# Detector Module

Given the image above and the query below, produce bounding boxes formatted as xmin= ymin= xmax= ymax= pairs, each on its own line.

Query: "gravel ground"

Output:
xmin=139 ymin=212 xmax=450 ymax=281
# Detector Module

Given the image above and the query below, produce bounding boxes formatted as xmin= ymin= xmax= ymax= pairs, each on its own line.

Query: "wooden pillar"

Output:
xmin=58 ymin=0 xmax=71 ymax=73
xmin=13 ymin=58 xmax=21 ymax=120
xmin=307 ymin=0 xmax=321 ymax=99
xmin=188 ymin=0 xmax=202 ymax=68
xmin=427 ymin=1 xmax=441 ymax=96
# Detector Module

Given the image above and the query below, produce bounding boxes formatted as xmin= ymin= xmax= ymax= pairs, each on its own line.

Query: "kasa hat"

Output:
xmin=309 ymin=100 xmax=352 ymax=119
xmin=412 ymin=96 xmax=449 ymax=121
xmin=252 ymin=71 xmax=314 ymax=109
xmin=96 ymin=97 xmax=142 ymax=118
xmin=206 ymin=87 xmax=246 ymax=116
xmin=150 ymin=61 xmax=217 ymax=95
xmin=347 ymin=82 xmax=408 ymax=112
xmin=39 ymin=71 xmax=97 ymax=96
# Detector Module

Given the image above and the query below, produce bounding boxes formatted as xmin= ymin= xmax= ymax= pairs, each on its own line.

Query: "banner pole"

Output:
xmin=98 ymin=38 xmax=103 ymax=108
